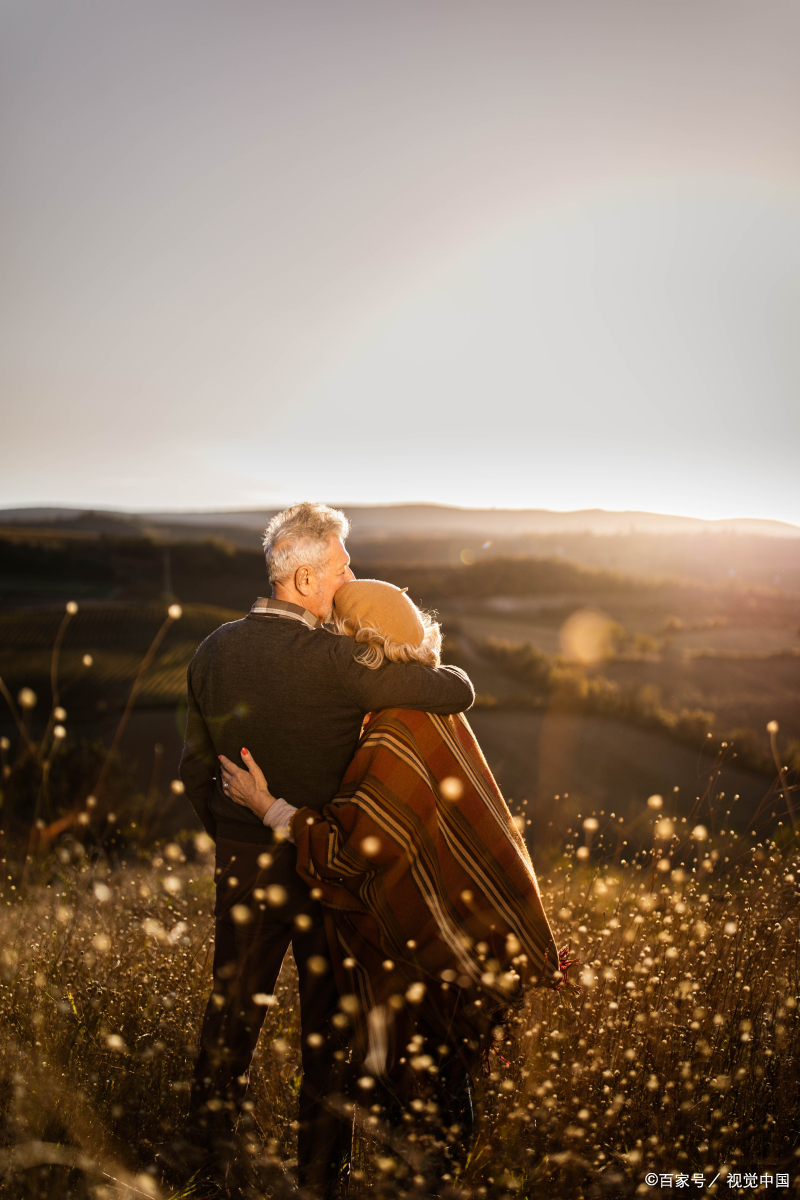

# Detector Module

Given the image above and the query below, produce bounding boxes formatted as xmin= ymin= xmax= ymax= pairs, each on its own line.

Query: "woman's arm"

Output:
xmin=218 ymin=749 xmax=299 ymax=838
xmin=334 ymin=636 xmax=475 ymax=715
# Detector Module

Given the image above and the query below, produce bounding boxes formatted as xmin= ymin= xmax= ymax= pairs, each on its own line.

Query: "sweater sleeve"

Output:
xmin=262 ymin=798 xmax=299 ymax=841
xmin=335 ymin=640 xmax=475 ymax=715
xmin=178 ymin=665 xmax=218 ymax=839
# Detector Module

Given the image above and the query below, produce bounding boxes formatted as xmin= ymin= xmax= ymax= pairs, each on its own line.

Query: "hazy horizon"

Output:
xmin=3 ymin=2 xmax=800 ymax=523
xmin=4 ymin=499 xmax=800 ymax=540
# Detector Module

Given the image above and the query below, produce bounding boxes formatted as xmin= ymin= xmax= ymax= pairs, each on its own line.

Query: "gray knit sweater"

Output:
xmin=179 ymin=606 xmax=474 ymax=843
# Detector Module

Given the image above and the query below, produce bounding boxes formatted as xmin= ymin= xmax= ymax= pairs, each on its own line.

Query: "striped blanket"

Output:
xmin=290 ymin=708 xmax=564 ymax=1072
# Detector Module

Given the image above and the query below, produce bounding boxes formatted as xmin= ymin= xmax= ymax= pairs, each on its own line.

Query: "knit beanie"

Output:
xmin=333 ymin=579 xmax=425 ymax=647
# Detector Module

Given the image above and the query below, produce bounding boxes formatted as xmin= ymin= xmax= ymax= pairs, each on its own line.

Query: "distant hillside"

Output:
xmin=2 ymin=502 xmax=800 ymax=590
xmin=3 ymin=502 xmax=799 ymax=539
xmin=0 ymin=530 xmax=267 ymax=612
xmin=3 ymin=527 xmax=797 ymax=622
xmin=2 ymin=537 xmax=796 ymax=834
xmin=140 ymin=502 xmax=800 ymax=539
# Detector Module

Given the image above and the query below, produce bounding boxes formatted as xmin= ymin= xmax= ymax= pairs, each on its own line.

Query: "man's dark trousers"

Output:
xmin=190 ymin=837 xmax=351 ymax=1196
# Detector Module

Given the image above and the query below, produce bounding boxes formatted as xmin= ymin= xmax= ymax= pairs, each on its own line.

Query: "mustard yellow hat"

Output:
xmin=334 ymin=579 xmax=424 ymax=647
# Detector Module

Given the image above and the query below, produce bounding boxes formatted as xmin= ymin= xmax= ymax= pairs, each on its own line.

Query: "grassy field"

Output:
xmin=1 ymin=547 xmax=799 ymax=1197
xmin=0 ymin=807 xmax=797 ymax=1199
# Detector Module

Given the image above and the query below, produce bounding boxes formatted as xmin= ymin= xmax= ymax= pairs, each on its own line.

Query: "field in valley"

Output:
xmin=2 ymin=524 xmax=798 ymax=843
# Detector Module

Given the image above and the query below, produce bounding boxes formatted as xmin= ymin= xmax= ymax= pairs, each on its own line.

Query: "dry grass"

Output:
xmin=0 ymin=812 xmax=797 ymax=1199
xmin=0 ymin=834 xmax=310 ymax=1199
xmin=0 ymin=603 xmax=798 ymax=1197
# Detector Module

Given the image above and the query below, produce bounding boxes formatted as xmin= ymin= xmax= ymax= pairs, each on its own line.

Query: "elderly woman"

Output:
xmin=219 ymin=580 xmax=571 ymax=1173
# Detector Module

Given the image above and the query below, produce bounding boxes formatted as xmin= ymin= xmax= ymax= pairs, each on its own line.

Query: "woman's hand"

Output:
xmin=218 ymin=748 xmax=277 ymax=821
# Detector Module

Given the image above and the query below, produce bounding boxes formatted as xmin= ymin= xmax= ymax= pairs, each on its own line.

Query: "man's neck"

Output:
xmin=273 ymin=585 xmax=323 ymax=621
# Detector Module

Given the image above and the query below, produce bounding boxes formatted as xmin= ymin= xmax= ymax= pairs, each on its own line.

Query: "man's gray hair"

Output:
xmin=262 ymin=502 xmax=350 ymax=585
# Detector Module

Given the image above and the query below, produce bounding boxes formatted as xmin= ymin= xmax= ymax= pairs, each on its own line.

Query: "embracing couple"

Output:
xmin=175 ymin=502 xmax=570 ymax=1199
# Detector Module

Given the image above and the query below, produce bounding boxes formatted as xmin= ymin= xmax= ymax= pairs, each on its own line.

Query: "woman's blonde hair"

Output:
xmin=333 ymin=607 xmax=442 ymax=670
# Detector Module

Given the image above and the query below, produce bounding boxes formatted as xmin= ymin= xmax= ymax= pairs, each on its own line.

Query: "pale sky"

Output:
xmin=3 ymin=1 xmax=800 ymax=522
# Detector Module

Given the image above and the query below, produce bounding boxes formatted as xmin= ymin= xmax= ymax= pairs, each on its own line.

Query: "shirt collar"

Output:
xmin=248 ymin=596 xmax=322 ymax=629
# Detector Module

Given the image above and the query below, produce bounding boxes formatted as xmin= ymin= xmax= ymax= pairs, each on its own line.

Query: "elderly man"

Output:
xmin=176 ymin=502 xmax=474 ymax=1198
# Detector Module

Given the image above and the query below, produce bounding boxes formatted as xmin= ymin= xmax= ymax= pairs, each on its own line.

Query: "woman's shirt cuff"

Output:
xmin=262 ymin=797 xmax=298 ymax=842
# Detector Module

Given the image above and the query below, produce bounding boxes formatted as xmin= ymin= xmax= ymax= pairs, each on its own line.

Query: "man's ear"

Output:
xmin=294 ymin=565 xmax=311 ymax=596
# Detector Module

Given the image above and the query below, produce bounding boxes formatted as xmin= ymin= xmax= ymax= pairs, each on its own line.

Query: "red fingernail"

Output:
xmin=242 ymin=747 xmax=248 ymax=755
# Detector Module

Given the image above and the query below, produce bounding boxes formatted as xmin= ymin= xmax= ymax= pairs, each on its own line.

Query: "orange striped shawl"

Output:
xmin=290 ymin=708 xmax=561 ymax=1054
